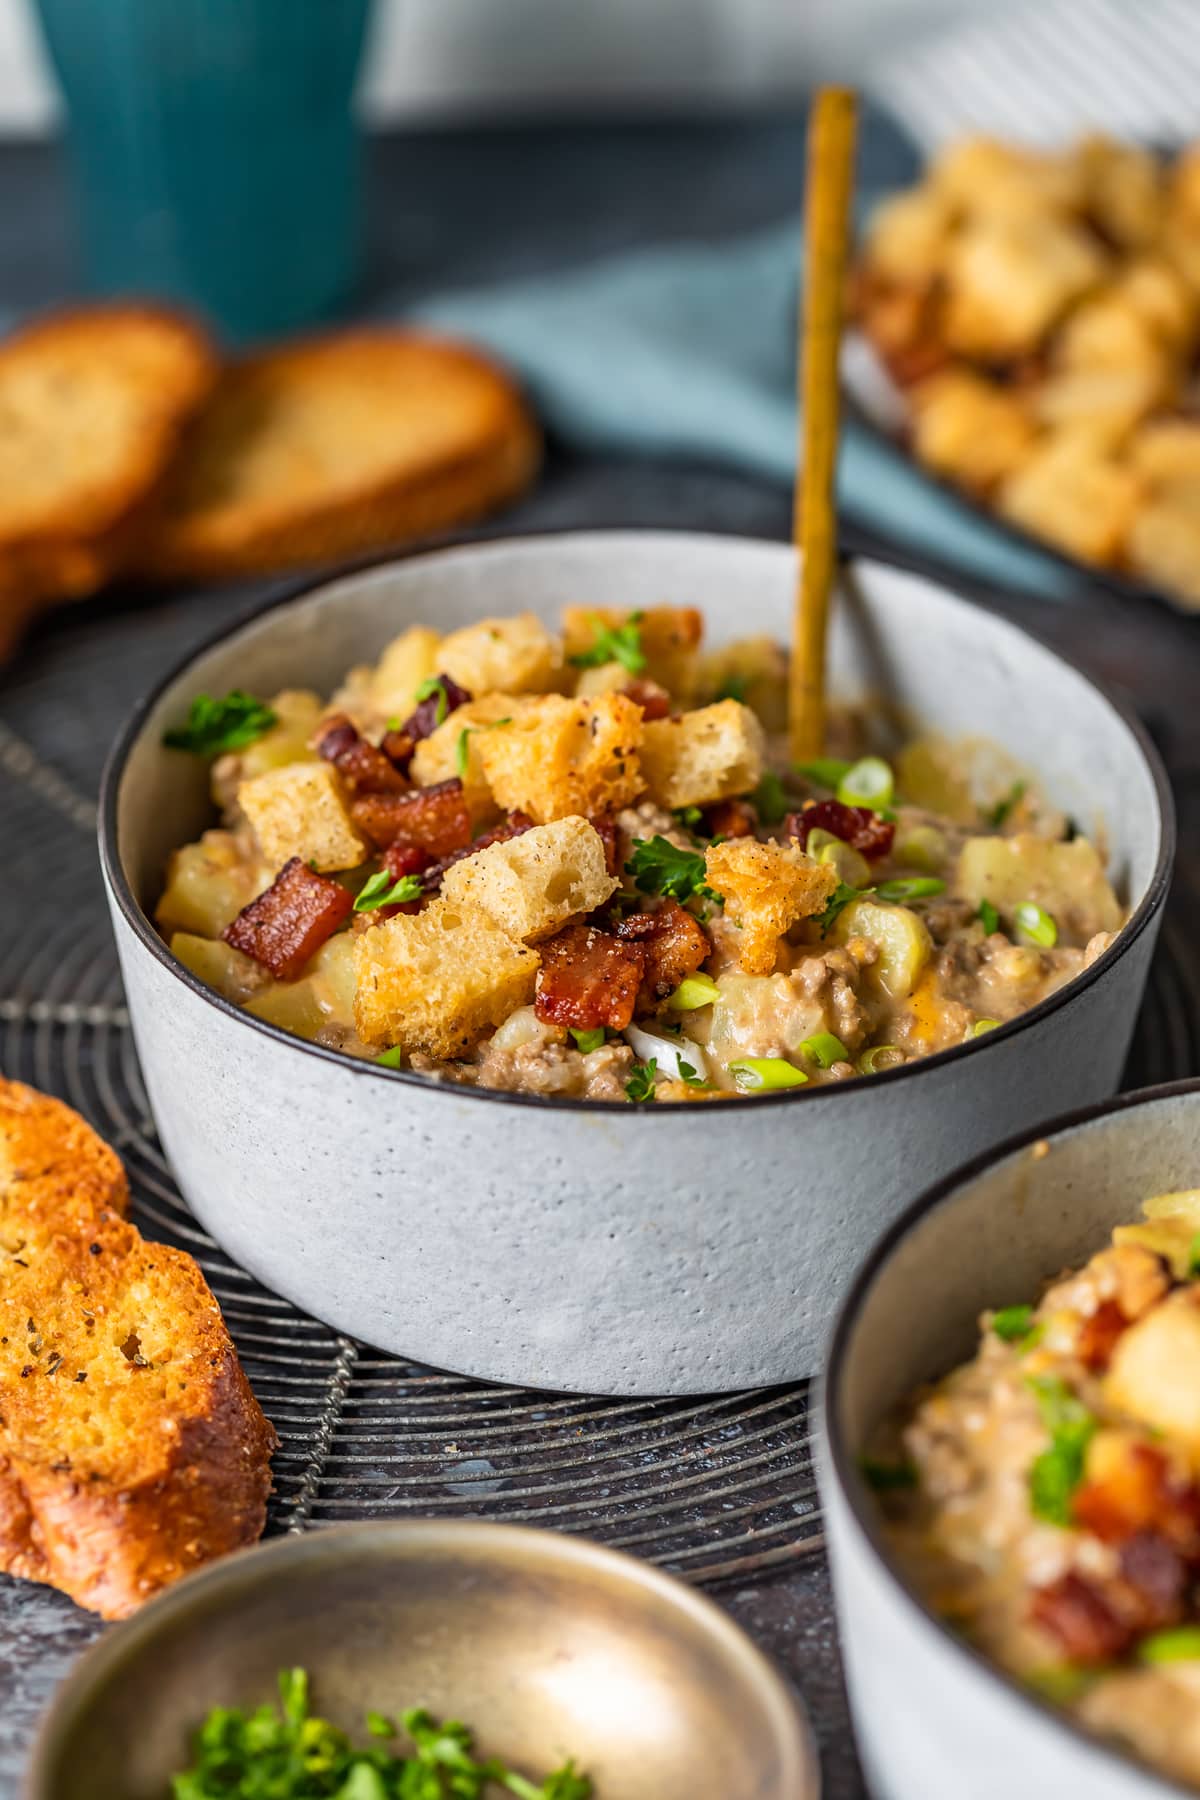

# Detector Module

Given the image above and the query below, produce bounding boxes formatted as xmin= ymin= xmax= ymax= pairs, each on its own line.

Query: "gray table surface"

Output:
xmin=1 ymin=116 xmax=1200 ymax=1798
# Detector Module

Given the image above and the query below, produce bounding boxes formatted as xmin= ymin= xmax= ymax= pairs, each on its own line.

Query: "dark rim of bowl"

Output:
xmin=22 ymin=1518 xmax=817 ymax=1800
xmin=98 ymin=526 xmax=1176 ymax=1117
xmin=823 ymin=1073 xmax=1200 ymax=1800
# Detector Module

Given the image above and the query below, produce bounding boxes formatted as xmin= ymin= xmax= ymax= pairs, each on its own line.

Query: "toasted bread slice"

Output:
xmin=0 ymin=1079 xmax=275 ymax=1618
xmin=0 ymin=305 xmax=217 ymax=655
xmin=136 ymin=331 xmax=541 ymax=581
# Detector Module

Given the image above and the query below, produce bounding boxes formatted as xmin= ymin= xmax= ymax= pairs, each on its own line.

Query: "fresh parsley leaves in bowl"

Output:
xmin=24 ymin=1521 xmax=816 ymax=1800
xmin=99 ymin=530 xmax=1170 ymax=1393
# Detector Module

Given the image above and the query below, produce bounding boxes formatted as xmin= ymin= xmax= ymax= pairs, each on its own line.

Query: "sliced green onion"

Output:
xmin=800 ymin=1031 xmax=848 ymax=1069
xmin=973 ymin=1018 xmax=1001 ymax=1036
xmin=668 ymin=973 xmax=721 ymax=1010
xmin=729 ymin=1057 xmax=809 ymax=1092
xmin=794 ymin=756 xmax=851 ymax=790
xmin=375 ymin=1046 xmax=404 ymax=1068
xmin=895 ymin=824 xmax=947 ymax=874
xmin=992 ymin=1303 xmax=1035 ymax=1342
xmin=858 ymin=1045 xmax=905 ymax=1075
xmin=570 ymin=1028 xmax=606 ymax=1053
xmin=1188 ymin=1231 xmax=1200 ymax=1277
xmin=805 ymin=828 xmax=871 ymax=889
xmin=1139 ymin=1627 xmax=1200 ymax=1665
xmin=874 ymin=877 xmax=945 ymax=904
xmin=837 ymin=756 xmax=894 ymax=810
xmin=978 ymin=898 xmax=1000 ymax=935
xmin=1015 ymin=901 xmax=1058 ymax=948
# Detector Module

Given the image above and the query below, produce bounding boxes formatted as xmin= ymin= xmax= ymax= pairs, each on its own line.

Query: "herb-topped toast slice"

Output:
xmin=135 ymin=330 xmax=541 ymax=582
xmin=0 ymin=1078 xmax=275 ymax=1618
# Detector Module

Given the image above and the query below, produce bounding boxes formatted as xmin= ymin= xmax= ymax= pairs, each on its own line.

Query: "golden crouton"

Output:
xmin=932 ymin=136 xmax=1084 ymax=220
xmin=1127 ymin=420 xmax=1200 ymax=487
xmin=1055 ymin=291 xmax=1171 ymax=383
xmin=696 ymin=636 xmax=789 ymax=732
xmin=997 ymin=433 xmax=1142 ymax=564
xmin=864 ymin=187 xmax=954 ymax=285
xmin=353 ymin=898 xmax=540 ymax=1056
xmin=640 ymin=700 xmax=765 ymax=810
xmin=238 ymin=762 xmax=366 ymax=872
xmin=1105 ymin=1293 xmax=1200 ymax=1450
xmin=943 ymin=217 xmax=1106 ymax=358
xmin=1032 ymin=368 xmax=1166 ymax=446
xmin=909 ymin=369 xmax=1037 ymax=494
xmin=1116 ymin=257 xmax=1197 ymax=353
xmin=441 ymin=816 xmax=616 ymax=943
xmin=476 ymin=692 xmax=645 ymax=824
xmin=410 ymin=693 xmax=530 ymax=825
xmin=370 ymin=625 xmax=441 ymax=717
xmin=1128 ymin=491 xmax=1200 ymax=607
xmin=438 ymin=611 xmax=563 ymax=697
xmin=1078 ymin=134 xmax=1164 ymax=250
xmin=705 ymin=839 xmax=836 ymax=977
xmin=562 ymin=606 xmax=702 ymax=701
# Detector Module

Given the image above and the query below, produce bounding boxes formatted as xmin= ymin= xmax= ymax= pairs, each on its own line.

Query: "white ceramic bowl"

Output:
xmin=99 ymin=531 xmax=1172 ymax=1395
xmin=820 ymin=1080 xmax=1200 ymax=1800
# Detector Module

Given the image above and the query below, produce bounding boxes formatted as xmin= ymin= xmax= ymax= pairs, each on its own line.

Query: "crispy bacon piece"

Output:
xmin=380 ymin=727 xmax=416 ymax=773
xmin=623 ymin=678 xmax=672 ymax=721
xmin=1073 ymin=1442 xmax=1200 ymax=1559
xmin=316 ymin=713 xmax=410 ymax=795
xmin=412 ymin=811 xmax=536 ymax=894
xmin=1028 ymin=1572 xmax=1134 ymax=1665
xmin=704 ymin=797 xmax=756 ymax=839
xmin=535 ymin=922 xmax=645 ymax=1031
xmin=1119 ymin=1532 xmax=1188 ymax=1630
xmin=223 ymin=857 xmax=352 ymax=981
xmin=615 ymin=900 xmax=710 ymax=1006
xmin=788 ymin=799 xmax=895 ymax=862
xmin=400 ymin=674 xmax=472 ymax=746
xmin=1077 ymin=1299 xmax=1130 ymax=1372
xmin=350 ymin=779 xmax=473 ymax=856
xmin=382 ymin=840 xmax=434 ymax=882
xmin=589 ymin=814 xmax=620 ymax=877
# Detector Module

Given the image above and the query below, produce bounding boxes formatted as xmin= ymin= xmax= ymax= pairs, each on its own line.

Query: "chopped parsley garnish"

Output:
xmin=625 ymin=1058 xmax=658 ymax=1103
xmin=163 ymin=691 xmax=277 ymax=756
xmin=987 ymin=780 xmax=1027 ymax=829
xmin=568 ymin=611 xmax=646 ymax=676
xmin=354 ymin=870 xmax=424 ymax=913
xmin=171 ymin=1666 xmax=592 ymax=1799
xmin=375 ymin=1046 xmax=404 ymax=1068
xmin=978 ymin=898 xmax=1000 ymax=935
xmin=814 ymin=880 xmax=860 ymax=937
xmin=795 ymin=756 xmax=852 ymax=790
xmin=859 ymin=1455 xmax=918 ymax=1492
xmin=992 ymin=1303 xmax=1035 ymax=1343
xmin=625 ymin=836 xmax=721 ymax=906
xmin=455 ymin=718 xmax=512 ymax=778
xmin=874 ymin=877 xmax=945 ymax=904
xmin=751 ymin=771 xmax=789 ymax=826
xmin=1188 ymin=1232 xmax=1200 ymax=1277
xmin=673 ymin=804 xmax=705 ymax=833
xmin=570 ymin=1027 xmax=606 ymax=1054
xmin=714 ymin=672 xmax=748 ymax=703
xmin=414 ymin=674 xmax=451 ymax=727
xmin=1025 ymin=1375 xmax=1096 ymax=1528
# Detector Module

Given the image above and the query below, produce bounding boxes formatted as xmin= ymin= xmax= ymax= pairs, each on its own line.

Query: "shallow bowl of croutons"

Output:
xmin=99 ymin=529 xmax=1171 ymax=1394
xmin=820 ymin=1077 xmax=1200 ymax=1800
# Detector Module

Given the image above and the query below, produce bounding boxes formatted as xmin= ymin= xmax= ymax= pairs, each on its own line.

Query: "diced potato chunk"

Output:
xmin=955 ymin=834 xmax=1121 ymax=945
xmin=245 ymin=979 xmax=328 ymax=1039
xmin=836 ymin=898 xmax=931 ymax=1001
xmin=708 ymin=971 xmax=828 ymax=1072
xmin=410 ymin=693 xmax=528 ymax=823
xmin=1106 ymin=1294 xmax=1200 ymax=1449
xmin=640 ymin=700 xmax=765 ymax=810
xmin=155 ymin=829 xmax=272 ymax=938
xmin=168 ymin=932 xmax=266 ymax=1003
xmin=438 ymin=612 xmax=563 ymax=697
xmin=370 ymin=626 xmax=442 ymax=717
xmin=476 ymin=692 xmax=645 ymax=824
xmin=353 ymin=898 xmax=539 ymax=1056
xmin=440 ymin=817 xmax=616 ymax=943
xmin=561 ymin=606 xmax=702 ymax=701
xmin=306 ymin=932 xmax=359 ymax=1029
xmin=239 ymin=762 xmax=367 ymax=873
xmin=707 ymin=838 xmax=836 ymax=976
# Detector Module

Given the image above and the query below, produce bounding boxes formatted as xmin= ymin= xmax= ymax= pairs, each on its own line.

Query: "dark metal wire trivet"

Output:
xmin=0 ymin=721 xmax=1195 ymax=1586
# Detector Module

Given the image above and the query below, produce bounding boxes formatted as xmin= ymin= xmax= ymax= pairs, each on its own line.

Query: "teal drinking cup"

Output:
xmin=32 ymin=0 xmax=374 ymax=341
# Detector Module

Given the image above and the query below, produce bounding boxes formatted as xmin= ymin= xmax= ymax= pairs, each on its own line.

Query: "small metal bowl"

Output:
xmin=24 ymin=1520 xmax=818 ymax=1800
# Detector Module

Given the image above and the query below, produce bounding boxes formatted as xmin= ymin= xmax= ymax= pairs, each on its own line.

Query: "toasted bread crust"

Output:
xmin=0 ymin=304 xmax=218 ymax=654
xmin=0 ymin=1079 xmax=275 ymax=1618
xmin=137 ymin=331 xmax=541 ymax=581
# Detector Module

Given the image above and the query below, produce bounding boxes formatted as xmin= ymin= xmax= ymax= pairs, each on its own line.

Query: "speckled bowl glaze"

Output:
xmin=820 ymin=1080 xmax=1200 ymax=1800
xmin=23 ymin=1519 xmax=819 ymax=1800
xmin=99 ymin=531 xmax=1172 ymax=1394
